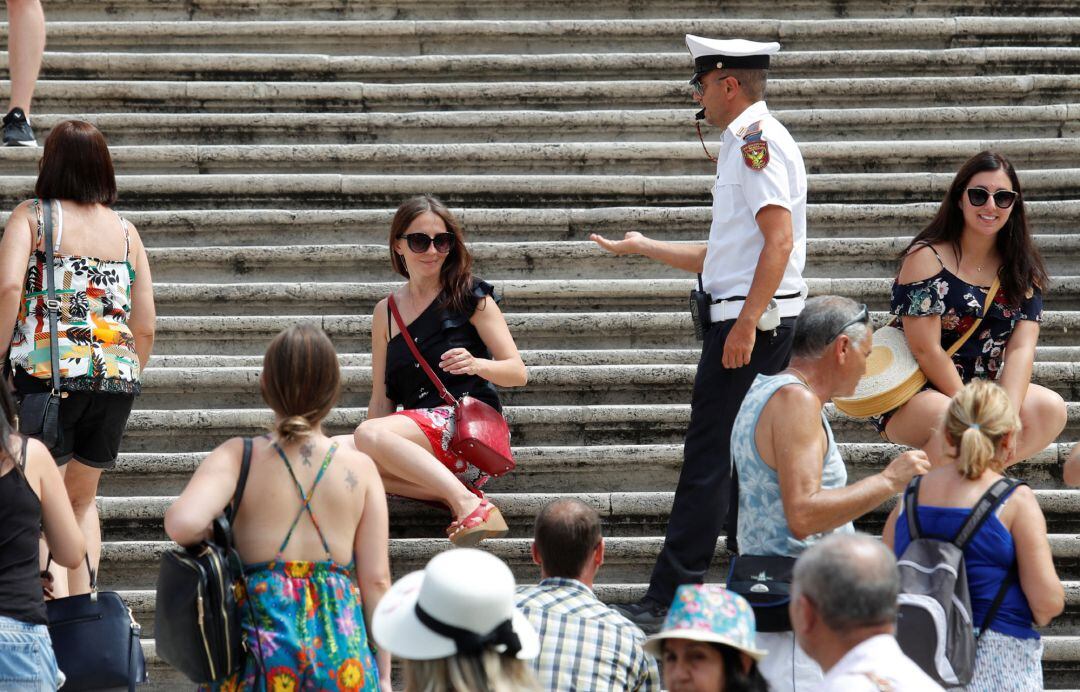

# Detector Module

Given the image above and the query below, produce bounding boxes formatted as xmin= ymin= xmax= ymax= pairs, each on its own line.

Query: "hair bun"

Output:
xmin=276 ymin=415 xmax=313 ymax=443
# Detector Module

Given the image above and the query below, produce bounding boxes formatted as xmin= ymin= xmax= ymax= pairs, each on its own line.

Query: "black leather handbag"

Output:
xmin=155 ymin=438 xmax=255 ymax=683
xmin=45 ymin=555 xmax=148 ymax=691
xmin=17 ymin=199 xmax=65 ymax=452
xmin=726 ymin=554 xmax=797 ymax=632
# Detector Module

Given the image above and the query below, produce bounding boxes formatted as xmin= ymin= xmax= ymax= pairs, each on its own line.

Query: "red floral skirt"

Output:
xmin=392 ymin=405 xmax=490 ymax=489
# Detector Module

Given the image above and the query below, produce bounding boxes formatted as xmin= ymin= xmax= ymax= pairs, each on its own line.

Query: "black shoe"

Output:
xmin=3 ymin=108 xmax=36 ymax=146
xmin=612 ymin=599 xmax=668 ymax=633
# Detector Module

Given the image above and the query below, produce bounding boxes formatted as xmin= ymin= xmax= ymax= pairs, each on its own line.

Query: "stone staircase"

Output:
xmin=3 ymin=1 xmax=1080 ymax=688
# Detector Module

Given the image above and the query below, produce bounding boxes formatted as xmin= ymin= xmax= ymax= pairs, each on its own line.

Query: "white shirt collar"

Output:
xmin=726 ymin=100 xmax=770 ymax=140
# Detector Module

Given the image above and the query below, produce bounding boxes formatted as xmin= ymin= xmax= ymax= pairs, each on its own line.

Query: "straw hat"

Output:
xmin=833 ymin=324 xmax=926 ymax=419
xmin=644 ymin=584 xmax=767 ymax=661
xmin=372 ymin=549 xmax=539 ymax=661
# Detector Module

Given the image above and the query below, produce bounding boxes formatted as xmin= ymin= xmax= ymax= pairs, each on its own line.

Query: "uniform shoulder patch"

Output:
xmin=741 ymin=141 xmax=769 ymax=170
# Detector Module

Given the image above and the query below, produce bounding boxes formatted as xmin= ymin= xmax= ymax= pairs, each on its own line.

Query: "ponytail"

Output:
xmin=943 ymin=380 xmax=1020 ymax=480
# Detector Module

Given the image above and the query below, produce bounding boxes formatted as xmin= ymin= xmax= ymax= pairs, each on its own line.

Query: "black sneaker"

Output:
xmin=3 ymin=108 xmax=36 ymax=146
xmin=612 ymin=599 xmax=668 ymax=633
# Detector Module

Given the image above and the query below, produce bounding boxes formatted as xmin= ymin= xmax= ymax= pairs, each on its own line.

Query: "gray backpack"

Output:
xmin=895 ymin=476 xmax=1023 ymax=688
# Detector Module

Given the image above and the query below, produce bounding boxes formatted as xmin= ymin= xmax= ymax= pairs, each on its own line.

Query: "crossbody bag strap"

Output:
xmin=944 ymin=275 xmax=1001 ymax=358
xmin=387 ymin=294 xmax=457 ymax=407
xmin=41 ymin=200 xmax=61 ymax=395
xmin=227 ymin=437 xmax=253 ymax=523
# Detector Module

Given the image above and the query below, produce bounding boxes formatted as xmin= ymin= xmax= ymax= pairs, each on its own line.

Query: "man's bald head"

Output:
xmin=533 ymin=499 xmax=602 ymax=579
xmin=793 ymin=533 xmax=899 ymax=631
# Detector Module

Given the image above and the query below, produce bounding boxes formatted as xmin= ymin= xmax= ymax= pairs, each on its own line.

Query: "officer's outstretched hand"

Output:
xmin=589 ymin=231 xmax=645 ymax=256
xmin=722 ymin=319 xmax=756 ymax=368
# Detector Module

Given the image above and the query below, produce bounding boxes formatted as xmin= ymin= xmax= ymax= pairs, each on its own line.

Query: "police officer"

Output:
xmin=591 ymin=35 xmax=808 ymax=628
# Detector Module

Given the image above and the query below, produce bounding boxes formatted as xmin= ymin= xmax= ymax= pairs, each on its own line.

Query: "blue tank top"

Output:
xmin=731 ymin=373 xmax=854 ymax=556
xmin=893 ymin=486 xmax=1037 ymax=640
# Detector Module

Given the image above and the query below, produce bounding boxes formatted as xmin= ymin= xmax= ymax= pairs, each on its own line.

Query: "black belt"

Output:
xmin=712 ymin=291 xmax=802 ymax=304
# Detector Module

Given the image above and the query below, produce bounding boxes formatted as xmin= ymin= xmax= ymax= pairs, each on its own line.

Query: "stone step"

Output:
xmin=3 ymin=170 xmax=1080 ymax=209
xmin=35 ymin=0 xmax=1080 ymax=21
xmin=142 ymin=345 xmax=1080 ymax=370
xmin=23 ymin=18 xmax=1080 ymax=53
xmin=142 ymin=240 xmax=1080 ymax=285
xmin=131 ymin=361 xmax=1080 ymax=409
xmin=149 ymin=310 xmax=1080 ymax=355
xmin=100 ymin=442 xmax=1072 ymax=497
xmin=8 ymin=75 xmax=1079 ymax=112
xmin=26 ymin=105 xmax=1080 ymax=145
xmin=12 ymin=47 xmax=1080 ymax=82
xmin=5 ymin=202 xmax=1068 ymax=246
xmin=114 ymin=402 xmax=1080 ymax=453
xmin=149 ymin=275 xmax=1080 ymax=317
xmin=94 ymin=534 xmax=1080 ymax=592
xmin=6 ymin=139 xmax=1080 ymax=176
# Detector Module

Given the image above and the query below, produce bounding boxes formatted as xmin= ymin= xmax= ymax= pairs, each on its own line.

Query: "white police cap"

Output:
xmin=685 ymin=35 xmax=781 ymax=83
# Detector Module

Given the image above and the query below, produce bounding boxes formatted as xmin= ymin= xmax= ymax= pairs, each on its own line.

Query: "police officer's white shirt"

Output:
xmin=702 ymin=100 xmax=807 ymax=318
xmin=814 ymin=634 xmax=944 ymax=691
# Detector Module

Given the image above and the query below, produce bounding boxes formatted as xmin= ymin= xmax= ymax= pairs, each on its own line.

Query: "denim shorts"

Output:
xmin=0 ymin=615 xmax=64 ymax=691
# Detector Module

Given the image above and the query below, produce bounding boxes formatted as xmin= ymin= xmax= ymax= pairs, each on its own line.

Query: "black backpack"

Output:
xmin=895 ymin=475 xmax=1023 ymax=687
xmin=155 ymin=438 xmax=254 ymax=683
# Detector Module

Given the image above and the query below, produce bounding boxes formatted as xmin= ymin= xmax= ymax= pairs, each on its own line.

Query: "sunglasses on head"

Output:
xmin=401 ymin=232 xmax=454 ymax=254
xmin=828 ymin=304 xmax=870 ymax=344
xmin=965 ymin=187 xmax=1018 ymax=209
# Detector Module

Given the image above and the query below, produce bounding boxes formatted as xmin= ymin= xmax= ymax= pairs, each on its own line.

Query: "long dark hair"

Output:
xmin=0 ymin=385 xmax=23 ymax=476
xmin=388 ymin=195 xmax=477 ymax=315
xmin=715 ymin=644 xmax=769 ymax=692
xmin=901 ymin=150 xmax=1048 ymax=306
xmin=35 ymin=120 xmax=118 ymax=205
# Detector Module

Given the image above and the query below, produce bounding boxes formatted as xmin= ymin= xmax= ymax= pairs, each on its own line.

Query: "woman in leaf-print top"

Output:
xmin=0 ymin=121 xmax=156 ymax=597
xmin=874 ymin=151 xmax=1065 ymax=465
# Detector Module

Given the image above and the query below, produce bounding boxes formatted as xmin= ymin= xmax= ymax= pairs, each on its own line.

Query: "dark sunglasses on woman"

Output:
xmin=401 ymin=232 xmax=455 ymax=253
xmin=966 ymin=187 xmax=1018 ymax=209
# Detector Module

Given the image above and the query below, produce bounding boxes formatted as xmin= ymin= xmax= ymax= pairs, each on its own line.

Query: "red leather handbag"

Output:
xmin=388 ymin=295 xmax=516 ymax=477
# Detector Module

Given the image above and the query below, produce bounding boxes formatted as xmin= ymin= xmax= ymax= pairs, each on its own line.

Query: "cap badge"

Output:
xmin=741 ymin=141 xmax=770 ymax=170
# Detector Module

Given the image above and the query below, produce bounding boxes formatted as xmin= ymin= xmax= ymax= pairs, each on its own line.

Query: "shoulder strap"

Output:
xmin=226 ymin=437 xmax=253 ymax=523
xmin=387 ymin=294 xmax=457 ymax=407
xmin=41 ymin=200 xmax=61 ymax=395
xmin=952 ymin=477 xmax=1024 ymax=550
xmin=903 ymin=476 xmax=924 ymax=540
xmin=978 ymin=564 xmax=1018 ymax=641
xmin=945 ymin=275 xmax=1000 ymax=358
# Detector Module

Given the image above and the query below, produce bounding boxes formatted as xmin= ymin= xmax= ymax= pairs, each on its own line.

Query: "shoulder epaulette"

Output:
xmin=742 ymin=120 xmax=764 ymax=142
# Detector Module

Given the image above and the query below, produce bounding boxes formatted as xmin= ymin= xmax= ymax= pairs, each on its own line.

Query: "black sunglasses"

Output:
xmin=828 ymin=304 xmax=870 ymax=343
xmin=690 ymin=72 xmax=740 ymax=97
xmin=400 ymin=232 xmax=454 ymax=254
xmin=965 ymin=187 xmax=1018 ymax=209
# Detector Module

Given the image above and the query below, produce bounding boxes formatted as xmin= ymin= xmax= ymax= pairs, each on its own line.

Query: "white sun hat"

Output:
xmin=372 ymin=548 xmax=540 ymax=661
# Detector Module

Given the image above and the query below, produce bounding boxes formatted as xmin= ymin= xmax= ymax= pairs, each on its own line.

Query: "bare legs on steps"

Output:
xmin=885 ymin=384 xmax=1067 ymax=466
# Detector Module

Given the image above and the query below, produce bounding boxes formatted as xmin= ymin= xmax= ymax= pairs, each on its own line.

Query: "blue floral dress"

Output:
xmin=203 ymin=442 xmax=380 ymax=692
xmin=872 ymin=246 xmax=1043 ymax=435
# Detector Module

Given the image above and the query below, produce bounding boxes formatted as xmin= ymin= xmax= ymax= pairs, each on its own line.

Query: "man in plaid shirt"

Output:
xmin=516 ymin=500 xmax=661 ymax=691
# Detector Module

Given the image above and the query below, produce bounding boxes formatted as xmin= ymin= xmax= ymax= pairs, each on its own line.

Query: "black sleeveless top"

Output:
xmin=0 ymin=437 xmax=47 ymax=625
xmin=385 ymin=279 xmax=502 ymax=412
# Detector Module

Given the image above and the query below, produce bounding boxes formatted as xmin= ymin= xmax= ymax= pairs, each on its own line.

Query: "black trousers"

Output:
xmin=644 ymin=316 xmax=795 ymax=607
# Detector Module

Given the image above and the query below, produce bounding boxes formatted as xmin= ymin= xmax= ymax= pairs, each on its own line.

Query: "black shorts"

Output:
xmin=13 ymin=370 xmax=135 ymax=469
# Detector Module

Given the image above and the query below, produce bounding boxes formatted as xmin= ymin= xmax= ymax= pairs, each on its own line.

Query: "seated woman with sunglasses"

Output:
xmin=342 ymin=195 xmax=527 ymax=546
xmin=873 ymin=150 xmax=1065 ymax=463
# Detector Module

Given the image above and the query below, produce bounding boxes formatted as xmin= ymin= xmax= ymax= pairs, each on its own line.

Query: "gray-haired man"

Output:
xmin=791 ymin=533 xmax=943 ymax=691
xmin=729 ymin=296 xmax=932 ymax=690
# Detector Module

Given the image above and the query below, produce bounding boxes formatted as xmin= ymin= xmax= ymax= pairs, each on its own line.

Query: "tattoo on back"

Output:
xmin=345 ymin=469 xmax=358 ymax=491
xmin=300 ymin=442 xmax=313 ymax=467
